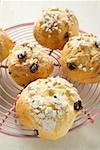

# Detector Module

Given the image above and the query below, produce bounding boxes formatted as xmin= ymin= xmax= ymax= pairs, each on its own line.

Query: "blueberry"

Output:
xmin=17 ymin=51 xmax=26 ymax=59
xmin=34 ymin=129 xmax=39 ymax=135
xmin=64 ymin=32 xmax=69 ymax=39
xmin=30 ymin=62 xmax=39 ymax=73
xmin=67 ymin=62 xmax=77 ymax=70
xmin=74 ymin=100 xmax=83 ymax=111
xmin=9 ymin=72 xmax=12 ymax=74
xmin=54 ymin=95 xmax=57 ymax=98
xmin=95 ymin=41 xmax=100 ymax=49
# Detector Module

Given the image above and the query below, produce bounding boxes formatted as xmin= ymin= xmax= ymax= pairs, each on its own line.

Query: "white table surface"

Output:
xmin=0 ymin=1 xmax=100 ymax=150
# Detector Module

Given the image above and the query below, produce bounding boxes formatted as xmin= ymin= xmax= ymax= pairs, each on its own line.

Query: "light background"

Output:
xmin=0 ymin=1 xmax=100 ymax=150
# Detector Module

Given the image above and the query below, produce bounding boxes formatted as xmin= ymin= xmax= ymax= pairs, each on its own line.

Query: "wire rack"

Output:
xmin=0 ymin=22 xmax=100 ymax=138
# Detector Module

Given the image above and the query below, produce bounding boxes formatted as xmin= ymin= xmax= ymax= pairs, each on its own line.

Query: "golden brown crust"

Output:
xmin=16 ymin=77 xmax=82 ymax=140
xmin=0 ymin=29 xmax=14 ymax=61
xmin=8 ymin=44 xmax=54 ymax=86
xmin=60 ymin=34 xmax=100 ymax=83
xmin=34 ymin=8 xmax=79 ymax=50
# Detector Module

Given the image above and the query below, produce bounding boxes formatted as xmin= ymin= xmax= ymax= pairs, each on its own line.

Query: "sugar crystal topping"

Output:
xmin=42 ymin=119 xmax=56 ymax=132
xmin=25 ymin=77 xmax=81 ymax=132
xmin=40 ymin=8 xmax=74 ymax=35
xmin=67 ymin=34 xmax=100 ymax=72
xmin=11 ymin=43 xmax=52 ymax=66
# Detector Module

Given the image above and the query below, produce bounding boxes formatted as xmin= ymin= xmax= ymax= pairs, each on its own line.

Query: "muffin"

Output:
xmin=8 ymin=43 xmax=54 ymax=86
xmin=0 ymin=29 xmax=14 ymax=61
xmin=60 ymin=34 xmax=100 ymax=83
xmin=34 ymin=8 xmax=79 ymax=50
xmin=16 ymin=76 xmax=83 ymax=140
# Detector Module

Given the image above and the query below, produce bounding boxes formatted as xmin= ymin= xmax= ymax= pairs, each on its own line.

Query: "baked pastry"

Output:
xmin=34 ymin=8 xmax=79 ymax=50
xmin=0 ymin=29 xmax=14 ymax=61
xmin=60 ymin=34 xmax=100 ymax=83
xmin=16 ymin=76 xmax=82 ymax=140
xmin=8 ymin=43 xmax=54 ymax=86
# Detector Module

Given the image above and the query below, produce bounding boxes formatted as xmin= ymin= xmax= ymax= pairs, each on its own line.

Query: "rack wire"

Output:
xmin=0 ymin=22 xmax=100 ymax=138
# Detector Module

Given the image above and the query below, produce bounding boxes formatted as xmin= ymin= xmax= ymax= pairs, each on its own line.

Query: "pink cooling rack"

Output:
xmin=0 ymin=22 xmax=100 ymax=138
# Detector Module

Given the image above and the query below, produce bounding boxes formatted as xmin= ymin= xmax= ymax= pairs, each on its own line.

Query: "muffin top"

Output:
xmin=0 ymin=29 xmax=13 ymax=49
xmin=19 ymin=76 xmax=82 ymax=132
xmin=8 ymin=43 xmax=53 ymax=70
xmin=62 ymin=34 xmax=100 ymax=74
xmin=0 ymin=29 xmax=14 ymax=61
xmin=39 ymin=8 xmax=78 ymax=38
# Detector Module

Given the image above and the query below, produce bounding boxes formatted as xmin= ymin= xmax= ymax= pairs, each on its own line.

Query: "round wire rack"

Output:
xmin=0 ymin=22 xmax=100 ymax=138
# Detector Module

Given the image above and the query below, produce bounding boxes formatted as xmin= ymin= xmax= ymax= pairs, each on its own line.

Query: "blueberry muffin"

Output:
xmin=60 ymin=34 xmax=100 ymax=83
xmin=0 ymin=29 xmax=14 ymax=61
xmin=34 ymin=8 xmax=79 ymax=50
xmin=8 ymin=43 xmax=54 ymax=86
xmin=16 ymin=76 xmax=82 ymax=140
